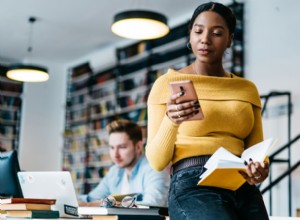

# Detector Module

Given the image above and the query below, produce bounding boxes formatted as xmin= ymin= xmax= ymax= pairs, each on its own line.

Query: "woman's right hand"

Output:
xmin=166 ymin=91 xmax=200 ymax=124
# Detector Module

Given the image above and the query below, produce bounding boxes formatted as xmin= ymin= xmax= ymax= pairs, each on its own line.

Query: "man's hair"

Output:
xmin=106 ymin=119 xmax=142 ymax=145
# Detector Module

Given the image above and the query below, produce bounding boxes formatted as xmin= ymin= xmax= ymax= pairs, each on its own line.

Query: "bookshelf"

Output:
xmin=63 ymin=63 xmax=93 ymax=194
xmin=63 ymin=63 xmax=116 ymax=194
xmin=63 ymin=1 xmax=244 ymax=195
xmin=0 ymin=65 xmax=23 ymax=152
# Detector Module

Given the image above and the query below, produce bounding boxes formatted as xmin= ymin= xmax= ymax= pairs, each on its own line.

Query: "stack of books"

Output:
xmin=78 ymin=193 xmax=168 ymax=220
xmin=0 ymin=198 xmax=59 ymax=218
xmin=78 ymin=206 xmax=168 ymax=220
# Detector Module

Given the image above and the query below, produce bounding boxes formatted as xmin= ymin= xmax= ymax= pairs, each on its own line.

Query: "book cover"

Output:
xmin=78 ymin=206 xmax=168 ymax=217
xmin=0 ymin=203 xmax=52 ymax=211
xmin=6 ymin=210 xmax=60 ymax=218
xmin=93 ymin=216 xmax=118 ymax=220
xmin=197 ymin=138 xmax=278 ymax=191
xmin=93 ymin=215 xmax=167 ymax=220
xmin=0 ymin=198 xmax=56 ymax=205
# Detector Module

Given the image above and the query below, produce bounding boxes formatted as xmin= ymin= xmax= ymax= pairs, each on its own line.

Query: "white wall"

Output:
xmin=19 ymin=61 xmax=67 ymax=171
xmin=18 ymin=0 xmax=300 ymax=217
xmin=244 ymin=0 xmax=300 ymax=216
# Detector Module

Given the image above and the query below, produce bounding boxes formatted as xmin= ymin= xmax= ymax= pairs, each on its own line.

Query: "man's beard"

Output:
xmin=120 ymin=154 xmax=138 ymax=168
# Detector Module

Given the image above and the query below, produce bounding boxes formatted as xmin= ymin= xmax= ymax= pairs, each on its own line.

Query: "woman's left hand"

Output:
xmin=239 ymin=159 xmax=269 ymax=185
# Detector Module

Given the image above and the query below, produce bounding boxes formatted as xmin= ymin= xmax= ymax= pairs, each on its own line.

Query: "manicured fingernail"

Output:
xmin=179 ymin=92 xmax=185 ymax=96
xmin=194 ymin=105 xmax=200 ymax=109
xmin=194 ymin=100 xmax=199 ymax=104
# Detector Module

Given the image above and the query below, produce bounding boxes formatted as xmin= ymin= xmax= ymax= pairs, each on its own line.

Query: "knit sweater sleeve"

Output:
xmin=145 ymin=75 xmax=179 ymax=171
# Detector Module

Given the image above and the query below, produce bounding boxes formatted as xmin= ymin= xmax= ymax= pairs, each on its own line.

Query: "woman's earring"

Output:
xmin=187 ymin=42 xmax=192 ymax=50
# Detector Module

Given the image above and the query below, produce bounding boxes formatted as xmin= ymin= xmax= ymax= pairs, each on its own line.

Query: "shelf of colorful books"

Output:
xmin=88 ymin=127 xmax=107 ymax=137
xmin=88 ymin=137 xmax=108 ymax=151
xmin=70 ymin=70 xmax=90 ymax=83
xmin=118 ymin=50 xmax=150 ymax=66
xmin=116 ymin=41 xmax=151 ymax=62
xmin=64 ymin=149 xmax=86 ymax=168
xmin=91 ymin=79 xmax=116 ymax=99
xmin=66 ymin=168 xmax=85 ymax=192
xmin=151 ymin=37 xmax=187 ymax=54
xmin=70 ymin=62 xmax=92 ymax=78
xmin=150 ymin=55 xmax=189 ymax=74
xmin=63 ymin=154 xmax=85 ymax=167
xmin=0 ymin=76 xmax=22 ymax=151
xmin=118 ymin=86 xmax=149 ymax=101
xmin=0 ymin=106 xmax=20 ymax=120
xmin=90 ymin=93 xmax=116 ymax=114
xmin=0 ymin=92 xmax=22 ymax=109
xmin=67 ymin=106 xmax=89 ymax=123
xmin=88 ymin=145 xmax=109 ymax=155
xmin=68 ymin=87 xmax=90 ymax=102
xmin=151 ymin=46 xmax=190 ymax=67
xmin=117 ymin=107 xmax=148 ymax=125
xmin=70 ymin=78 xmax=91 ymax=94
xmin=88 ymin=116 xmax=116 ymax=132
xmin=63 ymin=138 xmax=86 ymax=152
xmin=117 ymin=101 xmax=147 ymax=114
xmin=92 ymin=67 xmax=116 ymax=85
xmin=68 ymin=84 xmax=91 ymax=107
xmin=117 ymin=70 xmax=148 ymax=92
xmin=69 ymin=124 xmax=89 ymax=136
xmin=90 ymin=108 xmax=116 ymax=121
xmin=117 ymin=88 xmax=148 ymax=109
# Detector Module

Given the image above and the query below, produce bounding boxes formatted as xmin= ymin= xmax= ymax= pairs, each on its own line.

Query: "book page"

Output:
xmin=241 ymin=138 xmax=277 ymax=162
xmin=204 ymin=147 xmax=242 ymax=170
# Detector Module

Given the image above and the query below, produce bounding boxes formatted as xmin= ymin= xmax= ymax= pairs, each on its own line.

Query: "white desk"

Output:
xmin=270 ymin=217 xmax=300 ymax=220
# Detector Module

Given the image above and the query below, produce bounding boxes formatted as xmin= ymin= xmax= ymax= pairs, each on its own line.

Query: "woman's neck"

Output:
xmin=192 ymin=61 xmax=227 ymax=77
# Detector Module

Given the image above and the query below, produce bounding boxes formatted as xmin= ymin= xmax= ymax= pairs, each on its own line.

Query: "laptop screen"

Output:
xmin=18 ymin=171 xmax=79 ymax=217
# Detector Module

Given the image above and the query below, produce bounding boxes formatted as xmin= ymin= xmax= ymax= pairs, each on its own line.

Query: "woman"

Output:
xmin=146 ymin=2 xmax=269 ymax=220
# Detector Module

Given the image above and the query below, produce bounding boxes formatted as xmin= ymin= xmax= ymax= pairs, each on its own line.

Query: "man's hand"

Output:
xmin=78 ymin=200 xmax=102 ymax=207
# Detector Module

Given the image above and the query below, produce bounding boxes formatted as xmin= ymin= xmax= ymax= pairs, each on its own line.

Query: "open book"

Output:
xmin=197 ymin=138 xmax=277 ymax=191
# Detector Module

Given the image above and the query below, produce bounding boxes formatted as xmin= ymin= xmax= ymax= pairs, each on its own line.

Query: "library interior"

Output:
xmin=1 ymin=0 xmax=300 ymax=219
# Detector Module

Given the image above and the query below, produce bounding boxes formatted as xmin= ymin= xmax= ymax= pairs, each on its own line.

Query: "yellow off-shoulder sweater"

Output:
xmin=145 ymin=69 xmax=263 ymax=171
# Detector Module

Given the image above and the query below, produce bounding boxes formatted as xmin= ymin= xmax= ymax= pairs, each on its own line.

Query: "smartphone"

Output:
xmin=169 ymin=80 xmax=204 ymax=120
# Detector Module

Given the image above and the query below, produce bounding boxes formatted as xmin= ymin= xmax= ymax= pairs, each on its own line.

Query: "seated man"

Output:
xmin=79 ymin=119 xmax=169 ymax=207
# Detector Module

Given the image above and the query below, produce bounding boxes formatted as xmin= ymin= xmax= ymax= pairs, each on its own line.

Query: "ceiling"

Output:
xmin=0 ymin=0 xmax=232 ymax=66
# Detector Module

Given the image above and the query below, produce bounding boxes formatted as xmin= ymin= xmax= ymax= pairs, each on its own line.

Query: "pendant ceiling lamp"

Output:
xmin=6 ymin=17 xmax=49 ymax=82
xmin=111 ymin=10 xmax=170 ymax=40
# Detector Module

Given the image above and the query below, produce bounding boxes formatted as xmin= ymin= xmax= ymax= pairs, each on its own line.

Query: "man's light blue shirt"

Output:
xmin=82 ymin=155 xmax=169 ymax=207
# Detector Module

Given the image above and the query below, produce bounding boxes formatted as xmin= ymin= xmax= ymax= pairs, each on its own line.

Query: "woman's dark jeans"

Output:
xmin=168 ymin=165 xmax=269 ymax=220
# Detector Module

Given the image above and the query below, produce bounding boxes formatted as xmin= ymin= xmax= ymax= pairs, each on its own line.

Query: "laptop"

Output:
xmin=17 ymin=171 xmax=79 ymax=218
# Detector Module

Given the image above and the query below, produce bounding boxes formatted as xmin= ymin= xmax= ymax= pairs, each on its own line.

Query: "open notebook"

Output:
xmin=17 ymin=171 xmax=79 ymax=218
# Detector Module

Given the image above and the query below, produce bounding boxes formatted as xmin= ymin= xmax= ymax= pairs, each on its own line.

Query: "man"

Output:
xmin=79 ymin=119 xmax=169 ymax=207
